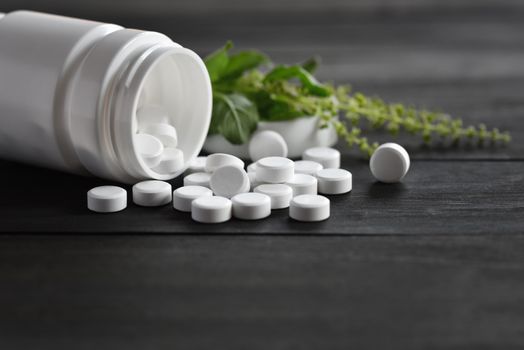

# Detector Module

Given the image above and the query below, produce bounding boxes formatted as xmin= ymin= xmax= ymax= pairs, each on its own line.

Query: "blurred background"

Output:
xmin=2 ymin=0 xmax=522 ymax=154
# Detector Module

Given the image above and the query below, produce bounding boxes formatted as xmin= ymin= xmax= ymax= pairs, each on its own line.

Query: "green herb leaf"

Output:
xmin=220 ymin=50 xmax=268 ymax=82
xmin=204 ymin=41 xmax=233 ymax=83
xmin=250 ymin=90 xmax=304 ymax=121
xmin=264 ymin=65 xmax=331 ymax=97
xmin=209 ymin=93 xmax=259 ymax=144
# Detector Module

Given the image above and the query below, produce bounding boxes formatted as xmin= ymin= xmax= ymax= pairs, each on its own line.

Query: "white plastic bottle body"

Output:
xmin=0 ymin=11 xmax=212 ymax=183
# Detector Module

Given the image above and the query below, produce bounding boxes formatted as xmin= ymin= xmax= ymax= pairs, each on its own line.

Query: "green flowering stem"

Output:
xmin=333 ymin=88 xmax=511 ymax=154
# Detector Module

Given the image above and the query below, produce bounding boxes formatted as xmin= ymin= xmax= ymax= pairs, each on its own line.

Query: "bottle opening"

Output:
xmin=113 ymin=45 xmax=212 ymax=182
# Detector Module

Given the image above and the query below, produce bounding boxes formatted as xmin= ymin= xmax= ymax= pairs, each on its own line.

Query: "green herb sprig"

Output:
xmin=205 ymin=41 xmax=510 ymax=157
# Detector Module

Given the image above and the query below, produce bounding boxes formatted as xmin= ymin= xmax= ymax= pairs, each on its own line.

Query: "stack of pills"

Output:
xmin=134 ymin=105 xmax=185 ymax=174
xmin=86 ymin=141 xmax=411 ymax=225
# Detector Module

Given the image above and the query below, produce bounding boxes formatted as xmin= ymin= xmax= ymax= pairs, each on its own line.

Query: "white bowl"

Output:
xmin=203 ymin=116 xmax=338 ymax=159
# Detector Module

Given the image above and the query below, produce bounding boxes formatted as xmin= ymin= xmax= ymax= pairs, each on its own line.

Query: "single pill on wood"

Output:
xmin=205 ymin=153 xmax=245 ymax=173
xmin=186 ymin=156 xmax=207 ymax=174
xmin=191 ymin=196 xmax=232 ymax=223
xmin=248 ymin=130 xmax=288 ymax=162
xmin=139 ymin=123 xmax=178 ymax=147
xmin=302 ymin=147 xmax=340 ymax=169
xmin=210 ymin=166 xmax=250 ymax=198
xmin=255 ymin=156 xmax=294 ymax=184
xmin=294 ymin=160 xmax=323 ymax=176
xmin=132 ymin=180 xmax=172 ymax=207
xmin=136 ymin=105 xmax=169 ymax=126
xmin=289 ymin=194 xmax=330 ymax=222
xmin=173 ymin=185 xmax=213 ymax=212
xmin=152 ymin=148 xmax=184 ymax=174
xmin=231 ymin=192 xmax=271 ymax=220
xmin=134 ymin=133 xmax=164 ymax=168
xmin=184 ymin=172 xmax=211 ymax=188
xmin=369 ymin=142 xmax=410 ymax=183
xmin=316 ymin=168 xmax=352 ymax=194
xmin=87 ymin=186 xmax=127 ymax=213
xmin=254 ymin=184 xmax=293 ymax=209
xmin=286 ymin=174 xmax=318 ymax=196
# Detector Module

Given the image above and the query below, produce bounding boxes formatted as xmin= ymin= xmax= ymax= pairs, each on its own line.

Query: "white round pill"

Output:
xmin=370 ymin=142 xmax=410 ymax=183
xmin=302 ymin=147 xmax=341 ymax=169
xmin=248 ymin=130 xmax=288 ymax=162
xmin=294 ymin=160 xmax=323 ymax=176
xmin=286 ymin=174 xmax=318 ymax=197
xmin=152 ymin=148 xmax=184 ymax=174
xmin=316 ymin=168 xmax=352 ymax=195
xmin=139 ymin=123 xmax=178 ymax=147
xmin=191 ymin=196 xmax=232 ymax=223
xmin=289 ymin=194 xmax=330 ymax=222
xmin=173 ymin=185 xmax=213 ymax=212
xmin=135 ymin=133 xmax=164 ymax=168
xmin=254 ymin=184 xmax=293 ymax=209
xmin=255 ymin=157 xmax=294 ymax=184
xmin=205 ymin=153 xmax=245 ymax=173
xmin=136 ymin=105 xmax=169 ymax=125
xmin=247 ymin=162 xmax=257 ymax=173
xmin=184 ymin=172 xmax=211 ymax=188
xmin=132 ymin=180 xmax=172 ymax=207
xmin=87 ymin=186 xmax=127 ymax=213
xmin=231 ymin=192 xmax=271 ymax=220
xmin=186 ymin=156 xmax=207 ymax=174
xmin=210 ymin=165 xmax=250 ymax=198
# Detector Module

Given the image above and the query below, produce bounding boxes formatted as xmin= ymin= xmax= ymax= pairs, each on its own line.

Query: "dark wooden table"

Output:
xmin=1 ymin=1 xmax=524 ymax=348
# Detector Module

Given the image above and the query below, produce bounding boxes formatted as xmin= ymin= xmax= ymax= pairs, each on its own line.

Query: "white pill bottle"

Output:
xmin=0 ymin=11 xmax=212 ymax=183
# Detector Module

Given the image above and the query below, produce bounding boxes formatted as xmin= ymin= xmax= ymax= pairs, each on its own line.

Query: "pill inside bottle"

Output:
xmin=129 ymin=53 xmax=212 ymax=182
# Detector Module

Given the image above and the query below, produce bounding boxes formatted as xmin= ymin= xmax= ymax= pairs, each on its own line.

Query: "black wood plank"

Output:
xmin=1 ymin=158 xmax=522 ymax=234
xmin=1 ymin=234 xmax=524 ymax=349
xmin=7 ymin=0 xmax=524 ymax=19
xmin=6 ymin=2 xmax=524 ymax=55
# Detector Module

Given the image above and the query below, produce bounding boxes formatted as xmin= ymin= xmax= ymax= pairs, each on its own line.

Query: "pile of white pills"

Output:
xmin=134 ymin=105 xmax=185 ymax=174
xmin=87 ymin=140 xmax=411 ymax=224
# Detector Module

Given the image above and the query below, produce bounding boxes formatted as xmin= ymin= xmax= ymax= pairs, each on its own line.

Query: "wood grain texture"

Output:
xmin=6 ymin=0 xmax=524 ymax=17
xmin=1 ymin=1 xmax=524 ymax=348
xmin=1 ymin=235 xmax=524 ymax=349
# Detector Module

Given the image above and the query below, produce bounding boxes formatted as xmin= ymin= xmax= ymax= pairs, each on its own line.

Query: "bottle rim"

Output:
xmin=109 ymin=44 xmax=212 ymax=182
